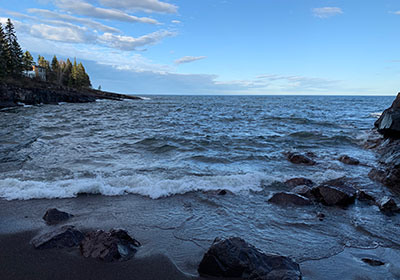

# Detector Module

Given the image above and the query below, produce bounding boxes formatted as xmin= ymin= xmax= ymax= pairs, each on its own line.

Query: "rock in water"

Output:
xmin=377 ymin=196 xmax=400 ymax=214
xmin=284 ymin=178 xmax=314 ymax=188
xmin=198 ymin=237 xmax=302 ymax=280
xmin=361 ymin=258 xmax=385 ymax=266
xmin=338 ymin=155 xmax=360 ymax=165
xmin=43 ymin=208 xmax=73 ymax=225
xmin=286 ymin=153 xmax=316 ymax=166
xmin=32 ymin=226 xmax=84 ymax=249
xmin=269 ymin=192 xmax=312 ymax=206
xmin=80 ymin=229 xmax=141 ymax=262
xmin=312 ymin=178 xmax=357 ymax=206
xmin=375 ymin=93 xmax=400 ymax=138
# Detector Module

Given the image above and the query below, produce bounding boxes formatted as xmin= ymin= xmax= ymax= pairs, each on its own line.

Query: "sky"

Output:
xmin=1 ymin=0 xmax=400 ymax=95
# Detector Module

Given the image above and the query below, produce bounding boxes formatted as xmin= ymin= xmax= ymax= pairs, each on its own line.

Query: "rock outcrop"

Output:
xmin=32 ymin=226 xmax=85 ymax=249
xmin=42 ymin=208 xmax=73 ymax=225
xmin=311 ymin=178 xmax=357 ymax=206
xmin=369 ymin=93 xmax=400 ymax=192
xmin=198 ymin=237 xmax=302 ymax=280
xmin=0 ymin=81 xmax=141 ymax=109
xmin=80 ymin=229 xmax=141 ymax=262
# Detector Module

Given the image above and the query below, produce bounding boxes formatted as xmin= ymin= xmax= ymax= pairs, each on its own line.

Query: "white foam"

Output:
xmin=0 ymin=172 xmax=267 ymax=200
xmin=369 ymin=112 xmax=382 ymax=118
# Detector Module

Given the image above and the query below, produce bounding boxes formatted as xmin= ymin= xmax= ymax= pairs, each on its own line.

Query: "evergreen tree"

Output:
xmin=22 ymin=51 xmax=33 ymax=71
xmin=5 ymin=19 xmax=23 ymax=77
xmin=38 ymin=55 xmax=50 ymax=80
xmin=62 ymin=58 xmax=72 ymax=86
xmin=0 ymin=23 xmax=7 ymax=78
xmin=50 ymin=55 xmax=59 ymax=83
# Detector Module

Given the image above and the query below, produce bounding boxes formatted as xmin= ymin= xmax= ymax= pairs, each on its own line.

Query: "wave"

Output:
xmin=0 ymin=172 xmax=267 ymax=201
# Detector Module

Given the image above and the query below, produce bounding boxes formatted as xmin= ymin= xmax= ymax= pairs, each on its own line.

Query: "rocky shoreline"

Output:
xmin=0 ymin=80 xmax=142 ymax=109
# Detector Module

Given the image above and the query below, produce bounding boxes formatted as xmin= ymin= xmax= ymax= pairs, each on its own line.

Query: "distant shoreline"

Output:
xmin=0 ymin=78 xmax=142 ymax=109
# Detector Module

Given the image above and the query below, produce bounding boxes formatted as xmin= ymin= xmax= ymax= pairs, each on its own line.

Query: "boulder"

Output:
xmin=291 ymin=185 xmax=315 ymax=200
xmin=43 ymin=208 xmax=73 ymax=225
xmin=338 ymin=155 xmax=360 ymax=165
xmin=361 ymin=258 xmax=385 ymax=266
xmin=80 ymin=229 xmax=141 ymax=262
xmin=356 ymin=190 xmax=376 ymax=204
xmin=269 ymin=192 xmax=312 ymax=206
xmin=32 ymin=226 xmax=84 ymax=249
xmin=284 ymin=177 xmax=314 ymax=188
xmin=311 ymin=178 xmax=357 ymax=206
xmin=376 ymin=196 xmax=399 ymax=214
xmin=286 ymin=153 xmax=316 ymax=166
xmin=198 ymin=237 xmax=301 ymax=280
xmin=375 ymin=93 xmax=400 ymax=138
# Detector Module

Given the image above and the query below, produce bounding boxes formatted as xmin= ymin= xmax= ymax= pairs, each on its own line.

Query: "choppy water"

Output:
xmin=0 ymin=95 xmax=394 ymax=200
xmin=2 ymin=95 xmax=400 ymax=279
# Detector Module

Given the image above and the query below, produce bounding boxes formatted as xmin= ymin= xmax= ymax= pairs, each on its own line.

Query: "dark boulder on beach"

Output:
xmin=375 ymin=92 xmax=400 ymax=138
xmin=286 ymin=152 xmax=316 ymax=166
xmin=284 ymin=177 xmax=314 ymax=188
xmin=80 ymin=229 xmax=141 ymax=262
xmin=198 ymin=237 xmax=302 ymax=280
xmin=376 ymin=196 xmax=400 ymax=215
xmin=43 ymin=208 xmax=73 ymax=225
xmin=269 ymin=192 xmax=312 ymax=206
xmin=338 ymin=155 xmax=360 ymax=165
xmin=311 ymin=178 xmax=357 ymax=206
xmin=32 ymin=225 xmax=84 ymax=249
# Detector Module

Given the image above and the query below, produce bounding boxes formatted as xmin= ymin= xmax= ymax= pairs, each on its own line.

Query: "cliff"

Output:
xmin=0 ymin=80 xmax=141 ymax=109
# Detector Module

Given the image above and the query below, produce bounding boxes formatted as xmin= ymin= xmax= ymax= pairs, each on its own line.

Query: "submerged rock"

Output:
xmin=286 ymin=153 xmax=316 ymax=166
xmin=80 ymin=229 xmax=141 ymax=262
xmin=32 ymin=225 xmax=84 ymax=249
xmin=291 ymin=185 xmax=315 ymax=200
xmin=357 ymin=190 xmax=376 ymax=204
xmin=338 ymin=155 xmax=360 ymax=165
xmin=43 ymin=208 xmax=73 ymax=225
xmin=284 ymin=177 xmax=314 ymax=188
xmin=362 ymin=258 xmax=385 ymax=267
xmin=269 ymin=192 xmax=312 ymax=206
xmin=198 ymin=237 xmax=301 ymax=280
xmin=312 ymin=178 xmax=357 ymax=206
xmin=376 ymin=196 xmax=400 ymax=214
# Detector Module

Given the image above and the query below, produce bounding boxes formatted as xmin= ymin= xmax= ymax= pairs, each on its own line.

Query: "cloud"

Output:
xmin=98 ymin=0 xmax=178 ymax=14
xmin=171 ymin=20 xmax=181 ymax=24
xmin=27 ymin=8 xmax=121 ymax=33
xmin=29 ymin=23 xmax=95 ymax=43
xmin=98 ymin=30 xmax=175 ymax=51
xmin=312 ymin=7 xmax=343 ymax=18
xmin=175 ymin=56 xmax=206 ymax=64
xmin=54 ymin=0 xmax=159 ymax=24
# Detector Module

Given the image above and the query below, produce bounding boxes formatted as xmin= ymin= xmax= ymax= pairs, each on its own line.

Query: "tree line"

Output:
xmin=0 ymin=19 xmax=92 ymax=89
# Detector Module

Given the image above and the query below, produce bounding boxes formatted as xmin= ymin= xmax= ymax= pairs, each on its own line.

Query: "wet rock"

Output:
xmin=376 ymin=196 xmax=400 ymax=214
xmin=362 ymin=258 xmax=385 ymax=266
xmin=198 ymin=237 xmax=301 ymax=280
xmin=43 ymin=208 xmax=73 ymax=225
xmin=312 ymin=178 xmax=357 ymax=206
xmin=338 ymin=155 xmax=360 ymax=165
xmin=32 ymin=226 xmax=84 ymax=249
xmin=269 ymin=192 xmax=312 ymax=206
xmin=375 ymin=92 xmax=400 ymax=138
xmin=286 ymin=153 xmax=316 ymax=166
xmin=291 ymin=185 xmax=315 ymax=200
xmin=357 ymin=190 xmax=376 ymax=204
xmin=80 ymin=229 xmax=141 ymax=262
xmin=284 ymin=177 xmax=314 ymax=188
xmin=316 ymin=212 xmax=325 ymax=221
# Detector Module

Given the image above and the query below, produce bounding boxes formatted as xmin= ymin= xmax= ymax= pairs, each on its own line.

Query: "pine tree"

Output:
xmin=69 ymin=58 xmax=78 ymax=88
xmin=22 ymin=51 xmax=33 ymax=71
xmin=4 ymin=19 xmax=23 ymax=77
xmin=50 ymin=55 xmax=59 ymax=83
xmin=0 ymin=23 xmax=7 ymax=78
xmin=62 ymin=58 xmax=72 ymax=86
xmin=37 ymin=55 xmax=50 ymax=80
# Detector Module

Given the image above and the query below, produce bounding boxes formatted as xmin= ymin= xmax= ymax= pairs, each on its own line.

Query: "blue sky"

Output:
xmin=1 ymin=0 xmax=400 ymax=95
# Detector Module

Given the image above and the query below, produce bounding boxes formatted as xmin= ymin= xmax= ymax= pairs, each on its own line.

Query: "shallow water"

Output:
xmin=1 ymin=95 xmax=399 ymax=279
xmin=0 ymin=95 xmax=393 ymax=199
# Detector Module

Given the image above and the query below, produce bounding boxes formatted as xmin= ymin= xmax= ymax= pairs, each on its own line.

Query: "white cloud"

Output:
xmin=27 ymin=8 xmax=121 ymax=33
xmin=313 ymin=7 xmax=343 ymax=18
xmin=54 ymin=0 xmax=159 ymax=24
xmin=99 ymin=0 xmax=178 ymax=14
xmin=98 ymin=30 xmax=175 ymax=51
xmin=175 ymin=56 xmax=206 ymax=64
xmin=171 ymin=20 xmax=181 ymax=24
xmin=29 ymin=23 xmax=94 ymax=43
